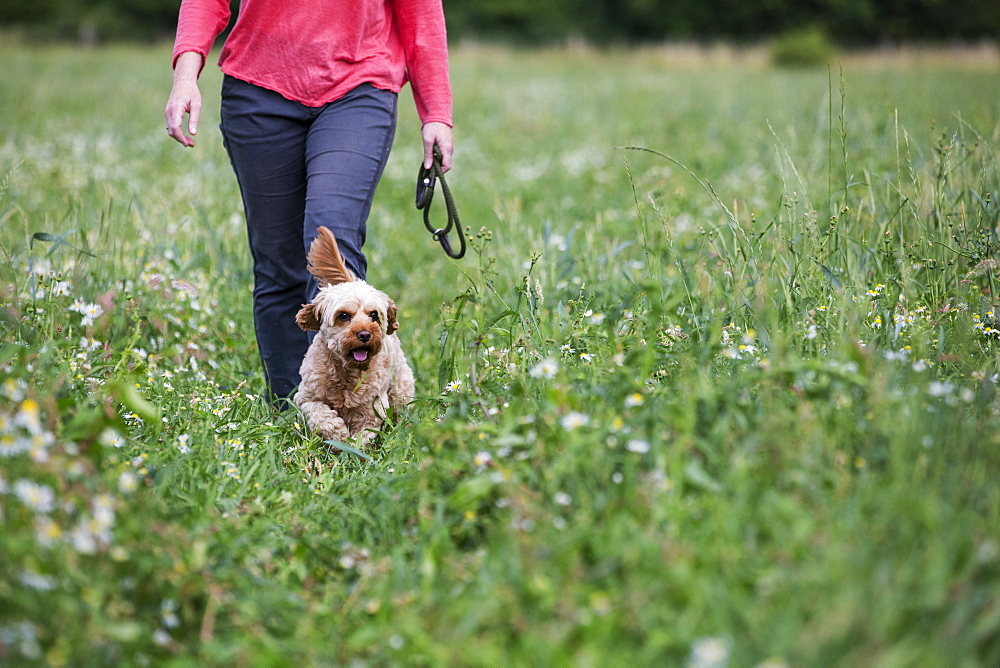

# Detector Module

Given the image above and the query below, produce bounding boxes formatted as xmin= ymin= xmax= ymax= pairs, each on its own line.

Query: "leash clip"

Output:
xmin=435 ymin=230 xmax=457 ymax=257
xmin=431 ymin=227 xmax=460 ymax=258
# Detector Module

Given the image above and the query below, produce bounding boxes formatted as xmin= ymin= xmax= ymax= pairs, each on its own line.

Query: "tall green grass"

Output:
xmin=1 ymin=43 xmax=999 ymax=664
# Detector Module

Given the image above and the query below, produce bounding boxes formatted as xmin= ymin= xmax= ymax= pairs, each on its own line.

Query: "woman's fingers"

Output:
xmin=165 ymin=82 xmax=201 ymax=148
xmin=422 ymin=121 xmax=453 ymax=172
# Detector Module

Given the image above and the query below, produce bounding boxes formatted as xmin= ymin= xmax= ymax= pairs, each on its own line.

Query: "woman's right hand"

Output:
xmin=165 ymin=51 xmax=205 ymax=148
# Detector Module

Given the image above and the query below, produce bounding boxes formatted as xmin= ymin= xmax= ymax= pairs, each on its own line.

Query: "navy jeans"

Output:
xmin=220 ymin=76 xmax=398 ymax=401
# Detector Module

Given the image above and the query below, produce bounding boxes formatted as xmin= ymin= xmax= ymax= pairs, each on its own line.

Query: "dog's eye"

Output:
xmin=369 ymin=311 xmax=380 ymax=322
xmin=337 ymin=312 xmax=351 ymax=322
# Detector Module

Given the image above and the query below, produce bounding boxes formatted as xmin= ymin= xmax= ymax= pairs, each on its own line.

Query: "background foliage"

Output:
xmin=0 ymin=0 xmax=998 ymax=45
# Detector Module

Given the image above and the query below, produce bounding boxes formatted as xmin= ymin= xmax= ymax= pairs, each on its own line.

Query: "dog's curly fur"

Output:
xmin=293 ymin=226 xmax=415 ymax=445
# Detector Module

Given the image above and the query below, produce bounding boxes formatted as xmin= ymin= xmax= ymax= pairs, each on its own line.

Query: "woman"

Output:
xmin=164 ymin=0 xmax=453 ymax=403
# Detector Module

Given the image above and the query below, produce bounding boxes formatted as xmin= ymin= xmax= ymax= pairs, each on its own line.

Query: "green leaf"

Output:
xmin=814 ymin=259 xmax=843 ymax=289
xmin=448 ymin=475 xmax=495 ymax=512
xmin=324 ymin=439 xmax=373 ymax=462
xmin=102 ymin=621 xmax=143 ymax=643
xmin=30 ymin=230 xmax=96 ymax=257
xmin=684 ymin=460 xmax=722 ymax=493
xmin=109 ymin=379 xmax=161 ymax=423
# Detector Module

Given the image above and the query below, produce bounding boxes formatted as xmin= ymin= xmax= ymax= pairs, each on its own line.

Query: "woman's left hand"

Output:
xmin=422 ymin=121 xmax=453 ymax=173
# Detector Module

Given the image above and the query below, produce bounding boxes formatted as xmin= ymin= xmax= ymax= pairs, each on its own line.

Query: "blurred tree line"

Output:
xmin=1 ymin=0 xmax=997 ymax=45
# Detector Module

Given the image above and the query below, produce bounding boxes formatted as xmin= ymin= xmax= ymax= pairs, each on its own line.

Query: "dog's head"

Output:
xmin=296 ymin=282 xmax=398 ymax=368
xmin=295 ymin=226 xmax=399 ymax=368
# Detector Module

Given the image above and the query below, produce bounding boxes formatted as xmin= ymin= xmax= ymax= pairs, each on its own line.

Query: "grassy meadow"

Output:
xmin=1 ymin=41 xmax=999 ymax=664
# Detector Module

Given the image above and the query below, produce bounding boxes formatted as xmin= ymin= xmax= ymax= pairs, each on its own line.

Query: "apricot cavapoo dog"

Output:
xmin=293 ymin=226 xmax=415 ymax=445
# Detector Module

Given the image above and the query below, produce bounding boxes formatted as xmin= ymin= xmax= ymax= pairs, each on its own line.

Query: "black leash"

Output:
xmin=415 ymin=146 xmax=465 ymax=259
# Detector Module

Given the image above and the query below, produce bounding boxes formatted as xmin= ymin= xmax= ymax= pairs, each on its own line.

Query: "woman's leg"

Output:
xmin=220 ymin=76 xmax=312 ymax=402
xmin=302 ymin=83 xmax=398 ymax=283
xmin=220 ymin=78 xmax=398 ymax=403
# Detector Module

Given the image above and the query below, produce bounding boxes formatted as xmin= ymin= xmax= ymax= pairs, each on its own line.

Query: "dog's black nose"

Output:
xmin=357 ymin=330 xmax=371 ymax=343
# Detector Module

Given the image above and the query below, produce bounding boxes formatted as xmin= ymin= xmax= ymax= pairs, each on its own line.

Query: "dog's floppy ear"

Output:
xmin=296 ymin=303 xmax=322 ymax=331
xmin=308 ymin=226 xmax=356 ymax=287
xmin=386 ymin=299 xmax=399 ymax=335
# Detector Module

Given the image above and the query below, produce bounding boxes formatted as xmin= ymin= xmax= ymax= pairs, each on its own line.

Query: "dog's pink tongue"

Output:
xmin=353 ymin=349 xmax=369 ymax=362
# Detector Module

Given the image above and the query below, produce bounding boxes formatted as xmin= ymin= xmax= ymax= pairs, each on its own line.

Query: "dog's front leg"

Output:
xmin=298 ymin=400 xmax=351 ymax=442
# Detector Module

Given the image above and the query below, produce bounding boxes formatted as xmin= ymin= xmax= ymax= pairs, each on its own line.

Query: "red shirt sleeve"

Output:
xmin=393 ymin=0 xmax=453 ymax=127
xmin=171 ymin=0 xmax=232 ymax=70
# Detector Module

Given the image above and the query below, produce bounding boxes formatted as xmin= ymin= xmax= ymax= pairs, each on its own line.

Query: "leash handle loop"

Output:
xmin=416 ymin=172 xmax=435 ymax=210
xmin=415 ymin=146 xmax=465 ymax=259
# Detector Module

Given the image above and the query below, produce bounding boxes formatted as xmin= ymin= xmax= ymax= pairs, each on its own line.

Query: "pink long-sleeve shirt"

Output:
xmin=172 ymin=0 xmax=452 ymax=126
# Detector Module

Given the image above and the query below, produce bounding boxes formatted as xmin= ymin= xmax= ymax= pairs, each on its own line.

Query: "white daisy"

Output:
xmin=529 ymin=358 xmax=559 ymax=379
xmin=13 ymin=480 xmax=56 ymax=514
xmin=561 ymin=411 xmax=590 ymax=430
